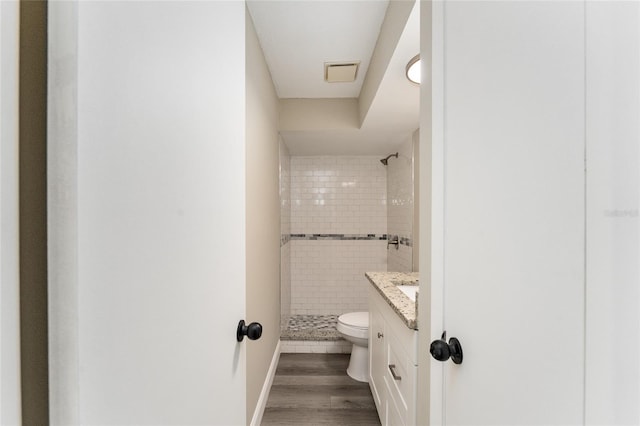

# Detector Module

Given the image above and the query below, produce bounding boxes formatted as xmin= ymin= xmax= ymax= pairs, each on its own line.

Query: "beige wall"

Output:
xmin=279 ymin=98 xmax=358 ymax=131
xmin=358 ymin=0 xmax=415 ymax=124
xmin=245 ymin=8 xmax=281 ymax=424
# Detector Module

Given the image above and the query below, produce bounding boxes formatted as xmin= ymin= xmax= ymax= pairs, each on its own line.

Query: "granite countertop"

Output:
xmin=365 ymin=271 xmax=419 ymax=330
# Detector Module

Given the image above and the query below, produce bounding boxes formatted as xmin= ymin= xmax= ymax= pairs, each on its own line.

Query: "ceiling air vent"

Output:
xmin=324 ymin=61 xmax=360 ymax=83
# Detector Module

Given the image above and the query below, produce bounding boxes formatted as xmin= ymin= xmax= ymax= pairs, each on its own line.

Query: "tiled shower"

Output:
xmin=279 ymin=132 xmax=417 ymax=353
xmin=387 ymin=133 xmax=418 ymax=272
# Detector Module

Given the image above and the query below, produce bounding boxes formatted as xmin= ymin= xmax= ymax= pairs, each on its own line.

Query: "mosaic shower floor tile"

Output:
xmin=281 ymin=314 xmax=343 ymax=341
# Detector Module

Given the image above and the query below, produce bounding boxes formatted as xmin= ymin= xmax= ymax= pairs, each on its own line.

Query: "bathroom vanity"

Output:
xmin=365 ymin=272 xmax=419 ymax=426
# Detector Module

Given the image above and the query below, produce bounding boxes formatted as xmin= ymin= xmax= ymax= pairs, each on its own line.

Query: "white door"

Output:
xmin=426 ymin=1 xmax=640 ymax=424
xmin=429 ymin=2 xmax=586 ymax=424
xmin=48 ymin=2 xmax=247 ymax=424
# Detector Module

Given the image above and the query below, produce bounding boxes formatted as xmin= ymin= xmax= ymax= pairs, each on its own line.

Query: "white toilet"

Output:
xmin=336 ymin=311 xmax=369 ymax=382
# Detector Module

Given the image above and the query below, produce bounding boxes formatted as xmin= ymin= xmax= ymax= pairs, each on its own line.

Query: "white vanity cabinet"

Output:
xmin=368 ymin=286 xmax=418 ymax=426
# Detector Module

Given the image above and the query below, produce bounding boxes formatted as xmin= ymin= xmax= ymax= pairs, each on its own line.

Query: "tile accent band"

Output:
xmin=280 ymin=233 xmax=413 ymax=247
xmin=291 ymin=233 xmax=387 ymax=241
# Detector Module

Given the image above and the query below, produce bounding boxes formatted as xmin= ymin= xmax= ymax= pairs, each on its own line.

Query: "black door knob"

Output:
xmin=430 ymin=331 xmax=463 ymax=364
xmin=430 ymin=339 xmax=451 ymax=361
xmin=237 ymin=320 xmax=263 ymax=342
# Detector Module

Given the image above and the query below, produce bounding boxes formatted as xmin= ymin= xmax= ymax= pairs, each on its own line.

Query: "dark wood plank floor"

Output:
xmin=262 ymin=353 xmax=381 ymax=426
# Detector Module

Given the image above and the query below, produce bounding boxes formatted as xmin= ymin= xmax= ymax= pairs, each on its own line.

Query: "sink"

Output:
xmin=397 ymin=285 xmax=418 ymax=302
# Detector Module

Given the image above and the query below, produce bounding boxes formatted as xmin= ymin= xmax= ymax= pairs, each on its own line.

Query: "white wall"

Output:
xmin=585 ymin=2 xmax=640 ymax=423
xmin=290 ymin=156 xmax=387 ymax=315
xmin=245 ymin=8 xmax=281 ymax=424
xmin=0 ymin=2 xmax=21 ymax=424
xmin=48 ymin=3 xmax=247 ymax=424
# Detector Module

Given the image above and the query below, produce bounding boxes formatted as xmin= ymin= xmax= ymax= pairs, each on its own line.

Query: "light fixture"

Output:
xmin=406 ymin=54 xmax=420 ymax=85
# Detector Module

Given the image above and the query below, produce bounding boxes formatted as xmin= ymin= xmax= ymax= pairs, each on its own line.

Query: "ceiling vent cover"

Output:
xmin=324 ymin=61 xmax=360 ymax=83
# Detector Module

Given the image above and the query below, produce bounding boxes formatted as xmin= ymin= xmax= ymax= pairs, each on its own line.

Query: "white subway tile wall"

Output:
xmin=387 ymin=137 xmax=415 ymax=272
xmin=290 ymin=240 xmax=387 ymax=315
xmin=291 ymin=156 xmax=387 ymax=235
xmin=389 ymin=243 xmax=413 ymax=272
xmin=279 ymin=141 xmax=291 ymax=326
xmin=290 ymin=156 xmax=388 ymax=315
xmin=280 ymin=243 xmax=291 ymax=327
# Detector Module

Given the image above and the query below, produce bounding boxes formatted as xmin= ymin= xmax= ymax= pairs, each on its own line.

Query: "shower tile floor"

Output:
xmin=281 ymin=315 xmax=343 ymax=341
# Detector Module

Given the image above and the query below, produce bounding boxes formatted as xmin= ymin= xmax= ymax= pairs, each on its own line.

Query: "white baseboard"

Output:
xmin=250 ymin=340 xmax=281 ymax=426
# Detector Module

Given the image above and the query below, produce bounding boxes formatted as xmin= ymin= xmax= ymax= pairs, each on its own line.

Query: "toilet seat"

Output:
xmin=337 ymin=312 xmax=369 ymax=339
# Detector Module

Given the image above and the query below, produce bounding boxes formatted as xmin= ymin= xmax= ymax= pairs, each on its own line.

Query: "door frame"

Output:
xmin=0 ymin=1 xmax=22 ymax=424
xmin=418 ymin=0 xmax=445 ymax=424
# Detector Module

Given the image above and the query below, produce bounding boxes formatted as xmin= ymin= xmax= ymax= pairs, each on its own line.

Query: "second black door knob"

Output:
xmin=429 ymin=332 xmax=463 ymax=364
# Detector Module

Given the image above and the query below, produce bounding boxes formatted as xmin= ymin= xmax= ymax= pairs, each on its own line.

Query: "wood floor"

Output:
xmin=261 ymin=353 xmax=381 ymax=426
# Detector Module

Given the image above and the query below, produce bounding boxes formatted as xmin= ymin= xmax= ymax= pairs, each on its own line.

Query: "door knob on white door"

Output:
xmin=236 ymin=320 xmax=263 ymax=342
xmin=430 ymin=331 xmax=463 ymax=364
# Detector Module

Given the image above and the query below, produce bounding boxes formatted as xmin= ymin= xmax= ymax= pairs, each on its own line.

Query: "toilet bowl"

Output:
xmin=336 ymin=312 xmax=369 ymax=382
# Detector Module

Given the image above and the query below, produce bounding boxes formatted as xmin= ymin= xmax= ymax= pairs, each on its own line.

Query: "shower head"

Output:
xmin=380 ymin=152 xmax=399 ymax=166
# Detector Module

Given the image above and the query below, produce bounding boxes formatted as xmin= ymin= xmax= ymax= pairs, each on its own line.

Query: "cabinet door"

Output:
xmin=369 ymin=299 xmax=386 ymax=418
xmin=386 ymin=330 xmax=417 ymax=426
xmin=386 ymin=379 xmax=406 ymax=426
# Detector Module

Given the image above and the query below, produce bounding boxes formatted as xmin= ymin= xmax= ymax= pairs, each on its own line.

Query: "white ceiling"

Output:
xmin=246 ymin=0 xmax=420 ymax=155
xmin=246 ymin=1 xmax=389 ymax=99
